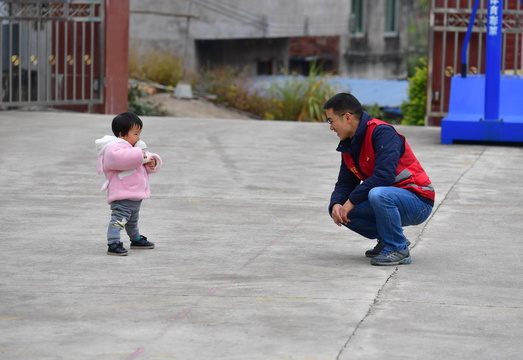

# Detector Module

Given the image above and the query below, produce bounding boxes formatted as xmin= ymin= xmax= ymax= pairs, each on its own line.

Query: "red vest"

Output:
xmin=342 ymin=119 xmax=435 ymax=202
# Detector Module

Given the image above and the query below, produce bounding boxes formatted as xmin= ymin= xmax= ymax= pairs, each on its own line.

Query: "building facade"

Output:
xmin=129 ymin=0 xmax=411 ymax=79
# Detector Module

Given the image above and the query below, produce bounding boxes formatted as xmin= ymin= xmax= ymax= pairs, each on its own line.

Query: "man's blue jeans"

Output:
xmin=344 ymin=187 xmax=433 ymax=251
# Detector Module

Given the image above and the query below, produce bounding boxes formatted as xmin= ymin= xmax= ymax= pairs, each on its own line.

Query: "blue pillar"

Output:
xmin=484 ymin=0 xmax=503 ymax=121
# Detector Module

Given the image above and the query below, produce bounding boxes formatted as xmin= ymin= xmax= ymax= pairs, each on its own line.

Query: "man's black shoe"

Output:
xmin=365 ymin=240 xmax=411 ymax=258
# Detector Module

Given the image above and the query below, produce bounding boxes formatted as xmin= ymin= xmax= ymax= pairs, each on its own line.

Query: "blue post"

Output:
xmin=461 ymin=0 xmax=481 ymax=78
xmin=484 ymin=0 xmax=503 ymax=121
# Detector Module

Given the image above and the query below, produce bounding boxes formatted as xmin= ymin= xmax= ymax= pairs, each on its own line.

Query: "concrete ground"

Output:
xmin=1 ymin=110 xmax=522 ymax=360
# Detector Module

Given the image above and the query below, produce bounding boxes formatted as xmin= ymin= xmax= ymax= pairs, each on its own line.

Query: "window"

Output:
xmin=257 ymin=59 xmax=274 ymax=75
xmin=385 ymin=0 xmax=397 ymax=34
xmin=351 ymin=0 xmax=364 ymax=35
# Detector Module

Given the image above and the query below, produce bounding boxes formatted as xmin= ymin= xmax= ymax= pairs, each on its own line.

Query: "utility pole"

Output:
xmin=176 ymin=0 xmax=194 ymax=99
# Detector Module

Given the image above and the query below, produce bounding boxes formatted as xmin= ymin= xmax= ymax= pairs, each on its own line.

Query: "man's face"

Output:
xmin=326 ymin=109 xmax=356 ymax=141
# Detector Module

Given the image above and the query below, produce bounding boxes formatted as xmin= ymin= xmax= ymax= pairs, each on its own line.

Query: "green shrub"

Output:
xmin=199 ymin=62 xmax=336 ymax=121
xmin=401 ymin=57 xmax=427 ymax=126
xmin=197 ymin=66 xmax=268 ymax=117
xmin=129 ymin=48 xmax=184 ymax=87
xmin=128 ymin=50 xmax=335 ymax=121
xmin=362 ymin=104 xmax=403 ymax=124
xmin=363 ymin=103 xmax=385 ymax=121
xmin=267 ymin=63 xmax=336 ymax=121
xmin=128 ymin=48 xmax=182 ymax=116
xmin=127 ymin=84 xmax=165 ymax=116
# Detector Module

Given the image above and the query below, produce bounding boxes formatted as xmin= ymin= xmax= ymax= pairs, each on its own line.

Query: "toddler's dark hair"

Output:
xmin=112 ymin=111 xmax=143 ymax=137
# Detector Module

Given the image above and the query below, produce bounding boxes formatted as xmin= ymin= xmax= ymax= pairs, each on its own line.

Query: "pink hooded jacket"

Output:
xmin=96 ymin=136 xmax=162 ymax=204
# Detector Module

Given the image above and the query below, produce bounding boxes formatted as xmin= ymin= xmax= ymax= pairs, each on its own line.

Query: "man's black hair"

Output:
xmin=111 ymin=111 xmax=143 ymax=137
xmin=323 ymin=93 xmax=363 ymax=119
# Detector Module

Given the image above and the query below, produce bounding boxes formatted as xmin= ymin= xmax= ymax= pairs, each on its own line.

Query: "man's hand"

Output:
xmin=331 ymin=201 xmax=354 ymax=226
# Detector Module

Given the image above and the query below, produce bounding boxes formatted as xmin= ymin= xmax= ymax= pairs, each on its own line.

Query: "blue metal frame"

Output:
xmin=461 ymin=0 xmax=480 ymax=78
xmin=484 ymin=0 xmax=502 ymax=121
xmin=441 ymin=0 xmax=523 ymax=144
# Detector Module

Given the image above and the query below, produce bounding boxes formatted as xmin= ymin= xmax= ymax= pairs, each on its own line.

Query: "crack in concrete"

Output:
xmin=336 ymin=147 xmax=487 ymax=359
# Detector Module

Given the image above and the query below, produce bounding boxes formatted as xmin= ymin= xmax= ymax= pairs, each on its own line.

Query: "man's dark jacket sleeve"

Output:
xmin=329 ymin=158 xmax=360 ymax=215
xmin=328 ymin=117 xmax=404 ymax=214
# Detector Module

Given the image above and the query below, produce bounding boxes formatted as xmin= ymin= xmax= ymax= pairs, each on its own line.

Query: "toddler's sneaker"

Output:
xmin=370 ymin=249 xmax=411 ymax=266
xmin=107 ymin=242 xmax=128 ymax=256
xmin=130 ymin=235 xmax=155 ymax=249
xmin=365 ymin=240 xmax=410 ymax=258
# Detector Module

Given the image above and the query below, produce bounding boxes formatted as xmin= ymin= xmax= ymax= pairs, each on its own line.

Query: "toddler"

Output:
xmin=95 ymin=111 xmax=162 ymax=256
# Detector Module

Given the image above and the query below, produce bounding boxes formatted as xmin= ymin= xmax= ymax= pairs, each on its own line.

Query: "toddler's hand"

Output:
xmin=142 ymin=151 xmax=152 ymax=164
xmin=146 ymin=158 xmax=157 ymax=168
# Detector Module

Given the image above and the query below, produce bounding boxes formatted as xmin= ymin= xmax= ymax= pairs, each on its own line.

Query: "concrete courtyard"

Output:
xmin=1 ymin=110 xmax=522 ymax=360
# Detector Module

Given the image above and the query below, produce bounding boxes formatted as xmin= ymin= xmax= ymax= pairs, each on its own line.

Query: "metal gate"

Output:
xmin=427 ymin=0 xmax=523 ymax=126
xmin=0 ymin=0 xmax=104 ymax=108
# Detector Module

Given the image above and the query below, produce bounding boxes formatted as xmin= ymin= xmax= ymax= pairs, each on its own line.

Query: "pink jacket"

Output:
xmin=96 ymin=136 xmax=162 ymax=204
